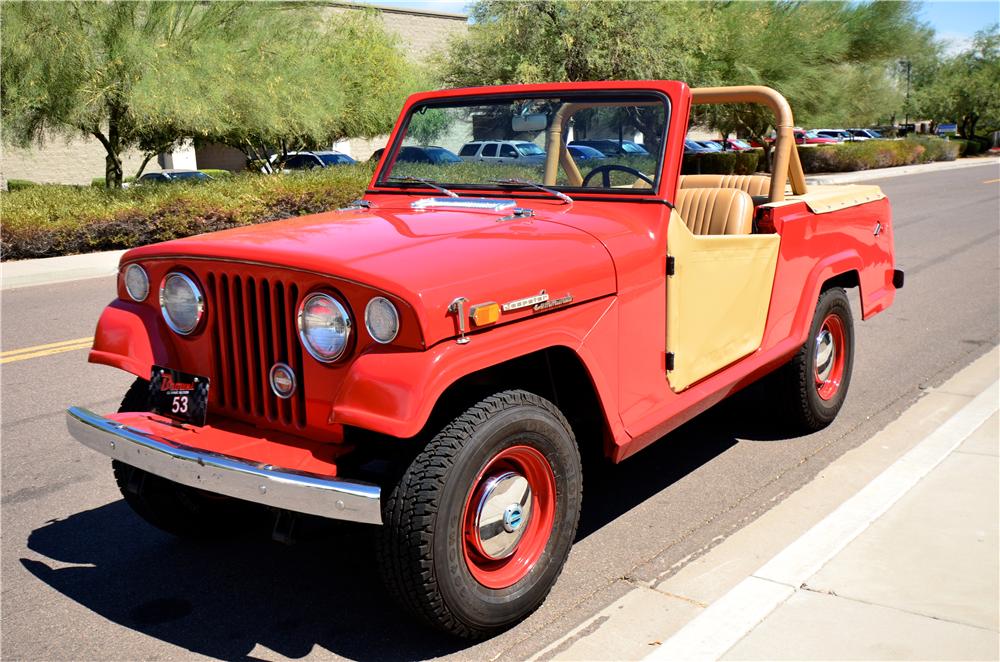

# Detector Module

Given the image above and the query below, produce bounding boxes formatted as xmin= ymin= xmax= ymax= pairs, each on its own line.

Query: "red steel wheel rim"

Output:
xmin=460 ymin=445 xmax=556 ymax=589
xmin=815 ymin=314 xmax=846 ymax=401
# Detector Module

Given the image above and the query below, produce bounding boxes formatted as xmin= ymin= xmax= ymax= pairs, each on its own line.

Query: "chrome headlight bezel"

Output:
xmin=159 ymin=272 xmax=205 ymax=335
xmin=365 ymin=296 xmax=400 ymax=344
xmin=124 ymin=264 xmax=149 ymax=302
xmin=297 ymin=292 xmax=352 ymax=363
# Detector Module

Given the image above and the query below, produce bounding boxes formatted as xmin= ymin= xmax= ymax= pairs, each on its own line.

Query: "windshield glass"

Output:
xmin=378 ymin=93 xmax=668 ymax=192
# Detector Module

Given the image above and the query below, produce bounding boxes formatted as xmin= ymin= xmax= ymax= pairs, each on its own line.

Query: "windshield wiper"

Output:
xmin=490 ymin=178 xmax=573 ymax=205
xmin=386 ymin=176 xmax=458 ymax=198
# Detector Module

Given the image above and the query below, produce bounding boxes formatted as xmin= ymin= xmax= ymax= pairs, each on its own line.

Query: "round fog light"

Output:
xmin=365 ymin=296 xmax=399 ymax=344
xmin=269 ymin=362 xmax=297 ymax=399
xmin=124 ymin=264 xmax=149 ymax=302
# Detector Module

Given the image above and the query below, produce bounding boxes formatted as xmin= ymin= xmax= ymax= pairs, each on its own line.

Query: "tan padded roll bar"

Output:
xmin=691 ymin=86 xmax=807 ymax=201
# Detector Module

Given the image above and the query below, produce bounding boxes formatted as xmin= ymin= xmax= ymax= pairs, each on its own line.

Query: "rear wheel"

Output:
xmin=377 ymin=390 xmax=582 ymax=639
xmin=113 ymin=378 xmax=262 ymax=538
xmin=775 ymin=288 xmax=855 ymax=432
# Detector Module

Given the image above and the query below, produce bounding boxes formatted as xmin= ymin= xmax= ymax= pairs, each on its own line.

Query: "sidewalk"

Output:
xmin=806 ymin=155 xmax=999 ymax=184
xmin=653 ymin=376 xmax=999 ymax=661
xmin=720 ymin=403 xmax=998 ymax=660
xmin=532 ymin=347 xmax=999 ymax=661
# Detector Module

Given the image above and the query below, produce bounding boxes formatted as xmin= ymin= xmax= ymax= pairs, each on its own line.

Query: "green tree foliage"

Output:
xmin=442 ymin=1 xmax=930 ymax=169
xmin=406 ymin=108 xmax=454 ymax=146
xmin=912 ymin=25 xmax=1000 ymax=138
xmin=1 ymin=2 xmax=411 ymax=187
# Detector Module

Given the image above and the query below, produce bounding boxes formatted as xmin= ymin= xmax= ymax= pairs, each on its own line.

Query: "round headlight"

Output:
xmin=297 ymin=293 xmax=352 ymax=362
xmin=365 ymin=297 xmax=399 ymax=344
xmin=159 ymin=272 xmax=204 ymax=335
xmin=124 ymin=264 xmax=149 ymax=302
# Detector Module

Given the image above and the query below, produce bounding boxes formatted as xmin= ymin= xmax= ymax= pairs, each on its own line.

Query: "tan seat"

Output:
xmin=679 ymin=174 xmax=772 ymax=197
xmin=675 ymin=187 xmax=753 ymax=235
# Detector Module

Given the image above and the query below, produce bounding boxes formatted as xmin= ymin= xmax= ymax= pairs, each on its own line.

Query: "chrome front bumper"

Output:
xmin=66 ymin=407 xmax=382 ymax=525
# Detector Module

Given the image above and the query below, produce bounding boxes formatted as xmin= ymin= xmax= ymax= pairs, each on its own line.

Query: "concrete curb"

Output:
xmin=807 ymin=155 xmax=1000 ymax=185
xmin=1 ymin=249 xmax=125 ymax=291
xmin=2 ymin=157 xmax=996 ymax=292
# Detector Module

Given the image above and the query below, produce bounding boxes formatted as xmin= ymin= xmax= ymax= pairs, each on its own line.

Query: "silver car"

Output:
xmin=458 ymin=140 xmax=547 ymax=165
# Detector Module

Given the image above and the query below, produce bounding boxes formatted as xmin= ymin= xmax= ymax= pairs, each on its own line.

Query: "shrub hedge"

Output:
xmin=2 ymin=166 xmax=372 ymax=260
xmin=797 ymin=136 xmax=960 ymax=173
xmin=681 ymin=150 xmax=760 ymax=175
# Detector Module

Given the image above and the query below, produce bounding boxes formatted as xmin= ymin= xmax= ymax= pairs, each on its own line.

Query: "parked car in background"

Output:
xmin=399 ymin=146 xmax=463 ymax=165
xmin=696 ymin=140 xmax=725 ymax=152
xmin=272 ymin=151 xmax=357 ymax=171
xmin=684 ymin=139 xmax=714 ymax=154
xmin=135 ymin=169 xmax=213 ymax=185
xmin=794 ymin=130 xmax=838 ymax=145
xmin=725 ymin=138 xmax=754 ymax=151
xmin=567 ymin=144 xmax=607 ymax=161
xmin=569 ymin=139 xmax=650 ymax=157
xmin=369 ymin=146 xmax=463 ymax=165
xmin=458 ymin=140 xmax=547 ymax=165
xmin=849 ymin=129 xmax=883 ymax=140
xmin=815 ymin=130 xmax=856 ymax=142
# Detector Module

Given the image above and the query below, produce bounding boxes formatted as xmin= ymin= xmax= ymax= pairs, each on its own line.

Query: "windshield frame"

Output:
xmin=373 ymin=89 xmax=671 ymax=199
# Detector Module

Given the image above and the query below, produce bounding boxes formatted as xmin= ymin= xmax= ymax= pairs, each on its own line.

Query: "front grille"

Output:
xmin=206 ymin=272 xmax=307 ymax=428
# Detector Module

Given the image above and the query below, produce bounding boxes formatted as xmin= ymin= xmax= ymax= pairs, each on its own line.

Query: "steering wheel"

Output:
xmin=582 ymin=164 xmax=654 ymax=188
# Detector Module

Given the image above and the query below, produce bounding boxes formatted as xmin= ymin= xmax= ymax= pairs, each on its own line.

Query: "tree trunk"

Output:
xmin=968 ymin=112 xmax=979 ymax=139
xmin=107 ymin=109 xmax=123 ymax=188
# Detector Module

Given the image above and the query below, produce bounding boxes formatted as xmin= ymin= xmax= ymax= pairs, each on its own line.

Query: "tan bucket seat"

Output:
xmin=675 ymin=187 xmax=754 ymax=236
xmin=679 ymin=174 xmax=772 ymax=197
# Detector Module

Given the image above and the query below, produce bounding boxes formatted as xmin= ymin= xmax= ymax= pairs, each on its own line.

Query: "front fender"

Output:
xmin=331 ymin=296 xmax=626 ymax=441
xmin=89 ymin=299 xmax=170 ymax=378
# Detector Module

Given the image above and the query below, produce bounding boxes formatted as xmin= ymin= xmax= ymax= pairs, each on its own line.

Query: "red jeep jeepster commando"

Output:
xmin=68 ymin=81 xmax=902 ymax=638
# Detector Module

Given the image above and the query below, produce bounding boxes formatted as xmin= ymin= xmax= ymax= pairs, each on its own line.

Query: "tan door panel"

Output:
xmin=666 ymin=212 xmax=780 ymax=391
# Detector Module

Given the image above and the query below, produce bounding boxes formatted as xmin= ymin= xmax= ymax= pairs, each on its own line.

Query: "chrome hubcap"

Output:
xmin=816 ymin=328 xmax=835 ymax=381
xmin=474 ymin=471 xmax=532 ymax=560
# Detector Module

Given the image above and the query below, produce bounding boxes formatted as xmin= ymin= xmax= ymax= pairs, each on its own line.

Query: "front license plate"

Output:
xmin=149 ymin=366 xmax=210 ymax=427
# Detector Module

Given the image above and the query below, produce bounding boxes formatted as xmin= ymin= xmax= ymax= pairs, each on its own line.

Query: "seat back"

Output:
xmin=675 ymin=187 xmax=754 ymax=235
xmin=679 ymin=174 xmax=772 ymax=197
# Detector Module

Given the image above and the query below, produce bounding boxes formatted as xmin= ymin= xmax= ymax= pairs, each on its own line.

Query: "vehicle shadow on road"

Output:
xmin=21 ymin=393 xmax=796 ymax=659
xmin=576 ymin=387 xmax=797 ymax=539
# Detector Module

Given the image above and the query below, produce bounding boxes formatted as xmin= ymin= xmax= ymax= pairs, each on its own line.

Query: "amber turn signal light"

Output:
xmin=469 ymin=302 xmax=501 ymax=326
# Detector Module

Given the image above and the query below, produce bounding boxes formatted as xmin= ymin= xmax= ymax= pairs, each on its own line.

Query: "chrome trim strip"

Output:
xmin=66 ymin=407 xmax=382 ymax=525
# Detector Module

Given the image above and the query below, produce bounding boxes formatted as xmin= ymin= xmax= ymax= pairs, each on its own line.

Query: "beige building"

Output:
xmin=1 ymin=3 xmax=467 ymax=188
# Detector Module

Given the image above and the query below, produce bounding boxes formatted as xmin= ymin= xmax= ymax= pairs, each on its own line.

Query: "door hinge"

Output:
xmin=665 ymin=351 xmax=675 ymax=371
xmin=666 ymin=255 xmax=676 ymax=276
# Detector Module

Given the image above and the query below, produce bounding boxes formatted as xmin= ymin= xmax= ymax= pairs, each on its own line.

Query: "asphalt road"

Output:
xmin=2 ymin=162 xmax=998 ymax=661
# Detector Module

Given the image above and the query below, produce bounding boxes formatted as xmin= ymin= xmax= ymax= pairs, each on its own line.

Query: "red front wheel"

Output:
xmin=377 ymin=390 xmax=582 ymax=639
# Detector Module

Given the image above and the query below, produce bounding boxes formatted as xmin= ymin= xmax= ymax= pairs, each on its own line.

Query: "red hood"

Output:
xmin=123 ymin=198 xmax=617 ymax=344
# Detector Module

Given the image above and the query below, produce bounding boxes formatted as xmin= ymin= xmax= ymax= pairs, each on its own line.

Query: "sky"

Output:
xmin=364 ymin=0 xmax=1000 ymax=52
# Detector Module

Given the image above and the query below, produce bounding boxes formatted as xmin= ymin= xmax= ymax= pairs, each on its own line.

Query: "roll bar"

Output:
xmin=691 ymin=86 xmax=807 ymax=201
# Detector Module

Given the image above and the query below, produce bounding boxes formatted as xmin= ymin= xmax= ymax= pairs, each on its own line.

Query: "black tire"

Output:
xmin=775 ymin=287 xmax=855 ymax=432
xmin=376 ymin=390 xmax=583 ymax=639
xmin=113 ymin=378 xmax=262 ymax=539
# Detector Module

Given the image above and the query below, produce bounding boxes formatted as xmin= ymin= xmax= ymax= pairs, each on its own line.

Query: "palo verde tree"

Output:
xmin=183 ymin=7 xmax=415 ymax=170
xmin=443 ymin=1 xmax=930 ymax=171
xmin=1 ymin=2 xmax=412 ymax=187
xmin=0 ymin=2 xmax=268 ymax=187
xmin=912 ymin=24 xmax=1000 ymax=138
